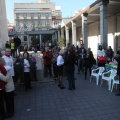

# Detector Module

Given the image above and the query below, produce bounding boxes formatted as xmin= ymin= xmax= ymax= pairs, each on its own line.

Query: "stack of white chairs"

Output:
xmin=90 ymin=67 xmax=105 ymax=85
xmin=101 ymin=69 xmax=117 ymax=90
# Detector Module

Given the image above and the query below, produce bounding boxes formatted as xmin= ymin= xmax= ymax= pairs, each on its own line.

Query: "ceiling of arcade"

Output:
xmin=62 ymin=0 xmax=120 ymax=30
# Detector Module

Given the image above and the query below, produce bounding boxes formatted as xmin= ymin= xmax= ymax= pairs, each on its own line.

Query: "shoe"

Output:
xmin=74 ymin=78 xmax=76 ymax=80
xmin=0 ymin=116 xmax=4 ymax=120
xmin=116 ymin=93 xmax=120 ymax=96
xmin=29 ymin=86 xmax=32 ymax=89
xmin=60 ymin=86 xmax=65 ymax=89
xmin=8 ymin=113 xmax=14 ymax=118
xmin=68 ymin=88 xmax=72 ymax=90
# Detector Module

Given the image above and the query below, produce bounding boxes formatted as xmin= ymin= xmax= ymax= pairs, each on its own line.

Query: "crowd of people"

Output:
xmin=1 ymin=39 xmax=120 ymax=119
xmin=0 ymin=47 xmax=37 ymax=120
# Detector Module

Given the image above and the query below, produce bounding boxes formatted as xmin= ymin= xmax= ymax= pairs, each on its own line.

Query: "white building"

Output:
xmin=14 ymin=0 xmax=62 ymax=32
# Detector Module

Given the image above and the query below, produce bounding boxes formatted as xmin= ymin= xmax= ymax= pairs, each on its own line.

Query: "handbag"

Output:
xmin=98 ymin=56 xmax=106 ymax=63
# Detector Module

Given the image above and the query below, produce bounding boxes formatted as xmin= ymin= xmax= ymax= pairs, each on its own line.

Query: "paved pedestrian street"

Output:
xmin=7 ymin=70 xmax=120 ymax=120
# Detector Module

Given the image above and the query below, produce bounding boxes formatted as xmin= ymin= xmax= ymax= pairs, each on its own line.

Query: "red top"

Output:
xmin=42 ymin=51 xmax=53 ymax=65
xmin=0 ymin=65 xmax=7 ymax=89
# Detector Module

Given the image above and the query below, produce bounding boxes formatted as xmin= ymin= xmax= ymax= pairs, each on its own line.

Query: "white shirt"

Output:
xmin=97 ymin=49 xmax=105 ymax=58
xmin=24 ymin=59 xmax=30 ymax=72
xmin=57 ymin=55 xmax=64 ymax=66
xmin=2 ymin=55 xmax=15 ymax=76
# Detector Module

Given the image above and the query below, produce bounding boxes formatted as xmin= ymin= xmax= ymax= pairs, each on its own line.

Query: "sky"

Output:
xmin=6 ymin=0 xmax=96 ymax=23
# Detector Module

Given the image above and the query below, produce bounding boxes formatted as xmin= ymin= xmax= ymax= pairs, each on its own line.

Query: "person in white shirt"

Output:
xmin=57 ymin=49 xmax=65 ymax=89
xmin=21 ymin=52 xmax=32 ymax=91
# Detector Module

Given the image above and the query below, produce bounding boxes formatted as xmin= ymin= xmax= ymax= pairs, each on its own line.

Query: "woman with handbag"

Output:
xmin=97 ymin=45 xmax=106 ymax=67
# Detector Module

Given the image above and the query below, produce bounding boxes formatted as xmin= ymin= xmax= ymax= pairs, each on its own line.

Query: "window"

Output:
xmin=23 ymin=21 xmax=27 ymax=26
xmin=38 ymin=14 xmax=41 ymax=19
xmin=31 ymin=21 xmax=35 ymax=25
xmin=23 ymin=14 xmax=27 ymax=19
xmin=31 ymin=13 xmax=34 ymax=19
xmin=46 ymin=13 xmax=49 ymax=19
xmin=38 ymin=21 xmax=42 ymax=26
xmin=45 ymin=21 xmax=50 ymax=26
xmin=16 ymin=21 xmax=20 ymax=26
xmin=16 ymin=14 xmax=19 ymax=19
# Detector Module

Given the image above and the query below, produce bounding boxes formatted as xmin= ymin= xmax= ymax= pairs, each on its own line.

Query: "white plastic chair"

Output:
xmin=90 ymin=67 xmax=105 ymax=85
xmin=101 ymin=69 xmax=117 ymax=90
xmin=111 ymin=74 xmax=120 ymax=92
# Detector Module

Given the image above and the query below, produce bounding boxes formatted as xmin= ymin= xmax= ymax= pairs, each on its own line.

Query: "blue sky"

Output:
xmin=6 ymin=0 xmax=96 ymax=23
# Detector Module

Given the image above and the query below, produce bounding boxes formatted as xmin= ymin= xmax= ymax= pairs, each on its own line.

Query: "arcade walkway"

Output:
xmin=7 ymin=68 xmax=120 ymax=120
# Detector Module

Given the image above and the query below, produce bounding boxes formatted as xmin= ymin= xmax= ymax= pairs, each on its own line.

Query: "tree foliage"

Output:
xmin=58 ymin=37 xmax=66 ymax=47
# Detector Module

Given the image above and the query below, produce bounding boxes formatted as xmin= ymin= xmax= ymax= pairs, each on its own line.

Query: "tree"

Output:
xmin=58 ymin=37 xmax=66 ymax=48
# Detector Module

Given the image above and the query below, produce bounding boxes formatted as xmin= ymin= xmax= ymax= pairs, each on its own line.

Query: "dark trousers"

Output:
xmin=53 ymin=63 xmax=58 ymax=78
xmin=0 ymin=90 xmax=5 ymax=118
xmin=24 ymin=72 xmax=31 ymax=90
xmin=117 ymin=75 xmax=120 ymax=92
xmin=78 ymin=58 xmax=85 ymax=72
xmin=11 ymin=49 xmax=15 ymax=57
xmin=4 ymin=91 xmax=14 ymax=114
xmin=31 ymin=69 xmax=37 ymax=81
xmin=44 ymin=64 xmax=52 ymax=77
xmin=85 ymin=67 xmax=92 ymax=79
xmin=68 ymin=72 xmax=75 ymax=89
xmin=14 ymin=70 xmax=23 ymax=83
xmin=98 ymin=63 xmax=105 ymax=67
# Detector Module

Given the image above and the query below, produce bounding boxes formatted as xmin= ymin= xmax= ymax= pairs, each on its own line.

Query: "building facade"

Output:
xmin=14 ymin=0 xmax=62 ymax=32
xmin=0 ymin=0 xmax=8 ymax=49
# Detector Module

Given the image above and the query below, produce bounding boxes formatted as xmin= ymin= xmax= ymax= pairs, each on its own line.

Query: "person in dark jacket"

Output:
xmin=14 ymin=55 xmax=22 ymax=83
xmin=5 ymin=41 xmax=10 ymax=49
xmin=115 ymin=53 xmax=120 ymax=96
xmin=30 ymin=55 xmax=37 ymax=81
xmin=64 ymin=46 xmax=76 ymax=90
xmin=84 ymin=48 xmax=94 ymax=80
xmin=21 ymin=52 xmax=32 ymax=91
xmin=106 ymin=46 xmax=114 ymax=63
xmin=14 ymin=35 xmax=21 ymax=57
xmin=77 ymin=44 xmax=86 ymax=73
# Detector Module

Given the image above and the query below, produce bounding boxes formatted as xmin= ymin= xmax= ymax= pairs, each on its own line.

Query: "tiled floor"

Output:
xmin=7 ymin=68 xmax=120 ymax=120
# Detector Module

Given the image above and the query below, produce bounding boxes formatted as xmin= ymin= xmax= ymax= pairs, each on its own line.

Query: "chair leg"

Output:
xmin=96 ymin=76 xmax=99 ymax=85
xmin=108 ymin=81 xmax=111 ymax=91
xmin=111 ymin=83 xmax=114 ymax=92
xmin=100 ymin=79 xmax=103 ymax=87
xmin=90 ymin=76 xmax=92 ymax=82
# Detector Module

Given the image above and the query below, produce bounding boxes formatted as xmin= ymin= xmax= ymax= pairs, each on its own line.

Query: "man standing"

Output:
xmin=42 ymin=47 xmax=53 ymax=77
xmin=77 ymin=44 xmax=86 ymax=73
xmin=10 ymin=40 xmax=15 ymax=58
xmin=64 ymin=46 xmax=76 ymax=90
xmin=14 ymin=35 xmax=21 ymax=57
xmin=5 ymin=41 xmax=10 ymax=48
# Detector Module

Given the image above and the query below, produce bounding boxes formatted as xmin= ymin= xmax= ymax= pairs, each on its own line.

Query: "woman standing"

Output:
xmin=84 ymin=48 xmax=94 ymax=80
xmin=2 ymin=48 xmax=15 ymax=118
xmin=21 ymin=52 xmax=32 ymax=91
xmin=0 ymin=58 xmax=11 ymax=120
xmin=97 ymin=45 xmax=106 ymax=67
xmin=57 ymin=49 xmax=65 ymax=89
